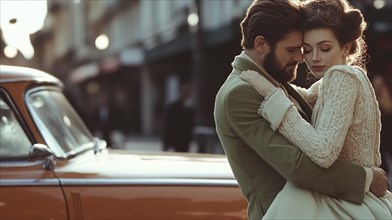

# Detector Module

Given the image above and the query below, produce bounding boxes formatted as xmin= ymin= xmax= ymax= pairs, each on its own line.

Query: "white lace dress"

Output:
xmin=258 ymin=65 xmax=392 ymax=219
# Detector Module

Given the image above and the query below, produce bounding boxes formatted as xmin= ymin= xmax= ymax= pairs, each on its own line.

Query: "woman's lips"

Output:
xmin=312 ymin=65 xmax=326 ymax=72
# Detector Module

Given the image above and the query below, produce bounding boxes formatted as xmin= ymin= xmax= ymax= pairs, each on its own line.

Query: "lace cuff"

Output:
xmin=257 ymin=88 xmax=293 ymax=131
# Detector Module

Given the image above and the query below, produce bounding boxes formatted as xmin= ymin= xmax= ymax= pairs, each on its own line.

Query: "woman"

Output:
xmin=240 ymin=0 xmax=392 ymax=219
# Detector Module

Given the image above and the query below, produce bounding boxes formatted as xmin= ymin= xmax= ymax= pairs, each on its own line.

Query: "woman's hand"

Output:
xmin=240 ymin=70 xmax=277 ymax=97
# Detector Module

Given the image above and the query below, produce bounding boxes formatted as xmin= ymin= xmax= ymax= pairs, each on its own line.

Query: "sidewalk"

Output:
xmin=110 ymin=133 xmax=199 ymax=153
xmin=104 ymin=129 xmax=224 ymax=154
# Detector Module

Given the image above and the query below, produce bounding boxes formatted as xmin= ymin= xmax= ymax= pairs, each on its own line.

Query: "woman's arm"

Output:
xmin=242 ymin=69 xmax=358 ymax=168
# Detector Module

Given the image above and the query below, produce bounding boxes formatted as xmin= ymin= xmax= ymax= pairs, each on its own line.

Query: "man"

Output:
xmin=213 ymin=0 xmax=389 ymax=219
xmin=163 ymin=83 xmax=194 ymax=152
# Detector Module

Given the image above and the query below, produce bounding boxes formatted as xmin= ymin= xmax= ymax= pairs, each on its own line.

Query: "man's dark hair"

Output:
xmin=240 ymin=0 xmax=304 ymax=49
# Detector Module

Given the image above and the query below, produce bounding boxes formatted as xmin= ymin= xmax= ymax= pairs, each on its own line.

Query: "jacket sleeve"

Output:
xmin=225 ymin=81 xmax=366 ymax=204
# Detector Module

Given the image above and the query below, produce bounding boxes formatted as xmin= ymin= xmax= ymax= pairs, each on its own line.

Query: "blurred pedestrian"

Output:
xmin=373 ymin=74 xmax=392 ymax=190
xmin=162 ymin=83 xmax=194 ymax=152
xmin=95 ymin=93 xmax=112 ymax=147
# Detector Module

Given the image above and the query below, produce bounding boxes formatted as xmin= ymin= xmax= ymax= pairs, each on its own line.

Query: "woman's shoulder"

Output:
xmin=325 ymin=65 xmax=365 ymax=77
xmin=319 ymin=65 xmax=365 ymax=96
xmin=323 ymin=65 xmax=365 ymax=83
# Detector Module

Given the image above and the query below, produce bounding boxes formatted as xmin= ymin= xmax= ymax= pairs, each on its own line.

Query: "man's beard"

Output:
xmin=263 ymin=51 xmax=298 ymax=83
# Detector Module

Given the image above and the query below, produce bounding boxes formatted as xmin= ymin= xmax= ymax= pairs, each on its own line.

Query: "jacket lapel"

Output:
xmin=281 ymin=82 xmax=313 ymax=122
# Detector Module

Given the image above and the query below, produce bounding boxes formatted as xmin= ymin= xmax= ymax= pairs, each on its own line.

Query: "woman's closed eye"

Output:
xmin=303 ymin=48 xmax=331 ymax=54
xmin=320 ymin=48 xmax=331 ymax=52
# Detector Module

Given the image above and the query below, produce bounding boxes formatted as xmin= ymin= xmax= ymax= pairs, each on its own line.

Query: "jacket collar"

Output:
xmin=232 ymin=52 xmax=281 ymax=88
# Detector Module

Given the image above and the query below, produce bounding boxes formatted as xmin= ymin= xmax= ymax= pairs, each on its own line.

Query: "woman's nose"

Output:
xmin=312 ymin=52 xmax=320 ymax=62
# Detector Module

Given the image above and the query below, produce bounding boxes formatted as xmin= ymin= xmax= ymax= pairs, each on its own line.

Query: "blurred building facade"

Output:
xmin=11 ymin=0 xmax=250 ymax=144
xmin=1 ymin=0 xmax=391 ymax=148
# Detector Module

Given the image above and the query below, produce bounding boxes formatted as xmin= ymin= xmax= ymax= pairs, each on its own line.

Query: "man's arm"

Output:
xmin=226 ymin=83 xmax=366 ymax=204
xmin=240 ymin=71 xmax=389 ymax=197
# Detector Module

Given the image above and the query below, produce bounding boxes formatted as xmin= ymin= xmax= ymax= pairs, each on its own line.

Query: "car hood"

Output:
xmin=54 ymin=149 xmax=236 ymax=181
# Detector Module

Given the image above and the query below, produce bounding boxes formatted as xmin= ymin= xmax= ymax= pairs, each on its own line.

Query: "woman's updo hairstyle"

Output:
xmin=302 ymin=0 xmax=368 ymax=69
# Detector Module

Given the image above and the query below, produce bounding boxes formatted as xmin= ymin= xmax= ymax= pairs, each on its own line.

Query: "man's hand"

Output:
xmin=370 ymin=167 xmax=388 ymax=197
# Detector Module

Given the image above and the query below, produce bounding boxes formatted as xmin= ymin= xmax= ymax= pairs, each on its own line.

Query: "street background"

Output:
xmin=0 ymin=0 xmax=391 ymax=156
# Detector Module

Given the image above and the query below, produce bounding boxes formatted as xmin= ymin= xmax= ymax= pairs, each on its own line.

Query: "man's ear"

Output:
xmin=254 ymin=36 xmax=267 ymax=53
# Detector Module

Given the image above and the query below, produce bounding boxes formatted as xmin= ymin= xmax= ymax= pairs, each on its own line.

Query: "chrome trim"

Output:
xmin=0 ymin=77 xmax=59 ymax=84
xmin=0 ymin=179 xmax=60 ymax=186
xmin=60 ymin=178 xmax=239 ymax=186
xmin=0 ymin=178 xmax=239 ymax=187
xmin=0 ymin=160 xmax=45 ymax=168
xmin=71 ymin=191 xmax=83 ymax=219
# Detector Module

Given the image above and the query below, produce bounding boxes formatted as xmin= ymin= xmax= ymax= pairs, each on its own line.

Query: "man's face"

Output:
xmin=262 ymin=31 xmax=304 ymax=83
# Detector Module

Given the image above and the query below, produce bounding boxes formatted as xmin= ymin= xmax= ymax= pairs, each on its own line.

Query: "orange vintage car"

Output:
xmin=0 ymin=65 xmax=247 ymax=220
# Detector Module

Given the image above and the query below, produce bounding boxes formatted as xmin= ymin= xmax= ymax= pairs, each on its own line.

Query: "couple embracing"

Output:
xmin=214 ymin=0 xmax=392 ymax=219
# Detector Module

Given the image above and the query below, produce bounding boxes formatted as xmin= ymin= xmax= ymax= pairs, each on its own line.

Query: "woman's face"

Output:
xmin=303 ymin=28 xmax=348 ymax=78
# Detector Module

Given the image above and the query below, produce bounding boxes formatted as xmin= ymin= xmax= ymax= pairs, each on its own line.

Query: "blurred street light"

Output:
xmin=95 ymin=34 xmax=109 ymax=50
xmin=3 ymin=45 xmax=18 ymax=59
xmin=0 ymin=0 xmax=47 ymax=60
xmin=187 ymin=12 xmax=199 ymax=33
xmin=373 ymin=0 xmax=386 ymax=9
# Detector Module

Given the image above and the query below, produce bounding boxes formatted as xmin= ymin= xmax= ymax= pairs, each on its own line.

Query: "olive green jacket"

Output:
xmin=214 ymin=53 xmax=366 ymax=220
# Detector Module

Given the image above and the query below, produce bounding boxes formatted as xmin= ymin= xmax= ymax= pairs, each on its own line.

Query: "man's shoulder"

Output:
xmin=216 ymin=76 xmax=257 ymax=101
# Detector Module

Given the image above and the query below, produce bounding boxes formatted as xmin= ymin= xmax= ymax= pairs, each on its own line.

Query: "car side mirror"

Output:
xmin=29 ymin=144 xmax=56 ymax=170
xmin=29 ymin=144 xmax=54 ymax=159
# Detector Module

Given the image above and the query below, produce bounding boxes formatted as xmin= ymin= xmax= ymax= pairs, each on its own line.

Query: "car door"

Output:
xmin=0 ymin=89 xmax=68 ymax=220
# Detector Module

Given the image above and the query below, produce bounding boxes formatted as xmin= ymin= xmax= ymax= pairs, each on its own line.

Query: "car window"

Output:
xmin=0 ymin=97 xmax=31 ymax=159
xmin=27 ymin=89 xmax=95 ymax=158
